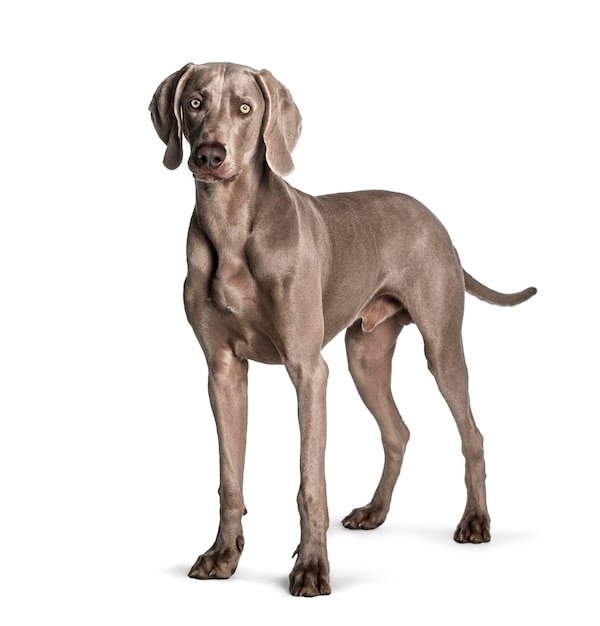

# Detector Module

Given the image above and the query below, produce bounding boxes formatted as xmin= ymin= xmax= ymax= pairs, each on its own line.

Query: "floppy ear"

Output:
xmin=255 ymin=69 xmax=302 ymax=177
xmin=149 ymin=63 xmax=196 ymax=169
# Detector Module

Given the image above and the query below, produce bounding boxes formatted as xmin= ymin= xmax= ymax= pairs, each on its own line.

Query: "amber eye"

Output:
xmin=190 ymin=98 xmax=202 ymax=109
xmin=240 ymin=103 xmax=251 ymax=115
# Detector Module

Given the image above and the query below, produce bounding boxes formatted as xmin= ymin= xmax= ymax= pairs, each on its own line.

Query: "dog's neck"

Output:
xmin=193 ymin=163 xmax=284 ymax=254
xmin=194 ymin=180 xmax=251 ymax=245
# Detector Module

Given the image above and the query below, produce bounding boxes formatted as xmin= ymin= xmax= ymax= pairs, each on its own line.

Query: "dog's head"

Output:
xmin=149 ymin=62 xmax=302 ymax=181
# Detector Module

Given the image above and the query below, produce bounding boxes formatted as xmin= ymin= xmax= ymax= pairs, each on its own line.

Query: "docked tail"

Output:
xmin=464 ymin=271 xmax=537 ymax=306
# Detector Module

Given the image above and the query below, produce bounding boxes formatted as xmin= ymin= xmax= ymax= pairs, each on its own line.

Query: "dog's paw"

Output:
xmin=342 ymin=503 xmax=387 ymax=530
xmin=188 ymin=535 xmax=244 ymax=579
xmin=289 ymin=555 xmax=331 ymax=597
xmin=454 ymin=512 xmax=491 ymax=544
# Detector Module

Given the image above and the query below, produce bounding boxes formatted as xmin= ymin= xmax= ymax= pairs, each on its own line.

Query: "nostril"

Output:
xmin=196 ymin=143 xmax=227 ymax=170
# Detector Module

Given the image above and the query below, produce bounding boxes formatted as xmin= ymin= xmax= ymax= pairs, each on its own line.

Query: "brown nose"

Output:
xmin=196 ymin=143 xmax=226 ymax=170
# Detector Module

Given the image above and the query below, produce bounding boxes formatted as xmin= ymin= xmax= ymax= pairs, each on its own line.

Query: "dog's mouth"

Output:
xmin=188 ymin=159 xmax=238 ymax=184
xmin=193 ymin=171 xmax=238 ymax=184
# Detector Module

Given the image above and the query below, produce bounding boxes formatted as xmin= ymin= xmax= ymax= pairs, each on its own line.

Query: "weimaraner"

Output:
xmin=149 ymin=62 xmax=536 ymax=596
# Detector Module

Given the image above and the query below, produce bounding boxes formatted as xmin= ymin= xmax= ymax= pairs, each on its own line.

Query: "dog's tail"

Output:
xmin=464 ymin=271 xmax=537 ymax=306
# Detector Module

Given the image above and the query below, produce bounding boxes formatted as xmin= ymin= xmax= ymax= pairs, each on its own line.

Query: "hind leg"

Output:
xmin=419 ymin=315 xmax=491 ymax=544
xmin=342 ymin=316 xmax=410 ymax=530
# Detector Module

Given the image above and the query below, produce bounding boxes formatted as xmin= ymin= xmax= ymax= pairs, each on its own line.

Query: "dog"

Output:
xmin=149 ymin=62 xmax=536 ymax=596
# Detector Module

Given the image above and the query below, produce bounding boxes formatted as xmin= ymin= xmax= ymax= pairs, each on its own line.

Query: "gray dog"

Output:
xmin=149 ymin=62 xmax=536 ymax=596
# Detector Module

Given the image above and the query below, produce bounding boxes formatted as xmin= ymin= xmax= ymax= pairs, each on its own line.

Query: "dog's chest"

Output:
xmin=209 ymin=258 xmax=257 ymax=314
xmin=186 ymin=221 xmax=292 ymax=363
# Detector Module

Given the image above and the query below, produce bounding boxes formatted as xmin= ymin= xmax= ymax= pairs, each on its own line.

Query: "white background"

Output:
xmin=1 ymin=0 xmax=598 ymax=623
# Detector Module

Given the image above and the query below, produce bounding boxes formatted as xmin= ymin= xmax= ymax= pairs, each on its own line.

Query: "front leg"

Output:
xmin=287 ymin=355 xmax=331 ymax=597
xmin=188 ymin=351 xmax=249 ymax=580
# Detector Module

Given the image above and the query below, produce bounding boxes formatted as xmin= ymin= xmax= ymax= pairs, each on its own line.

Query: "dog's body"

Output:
xmin=150 ymin=62 xmax=536 ymax=596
